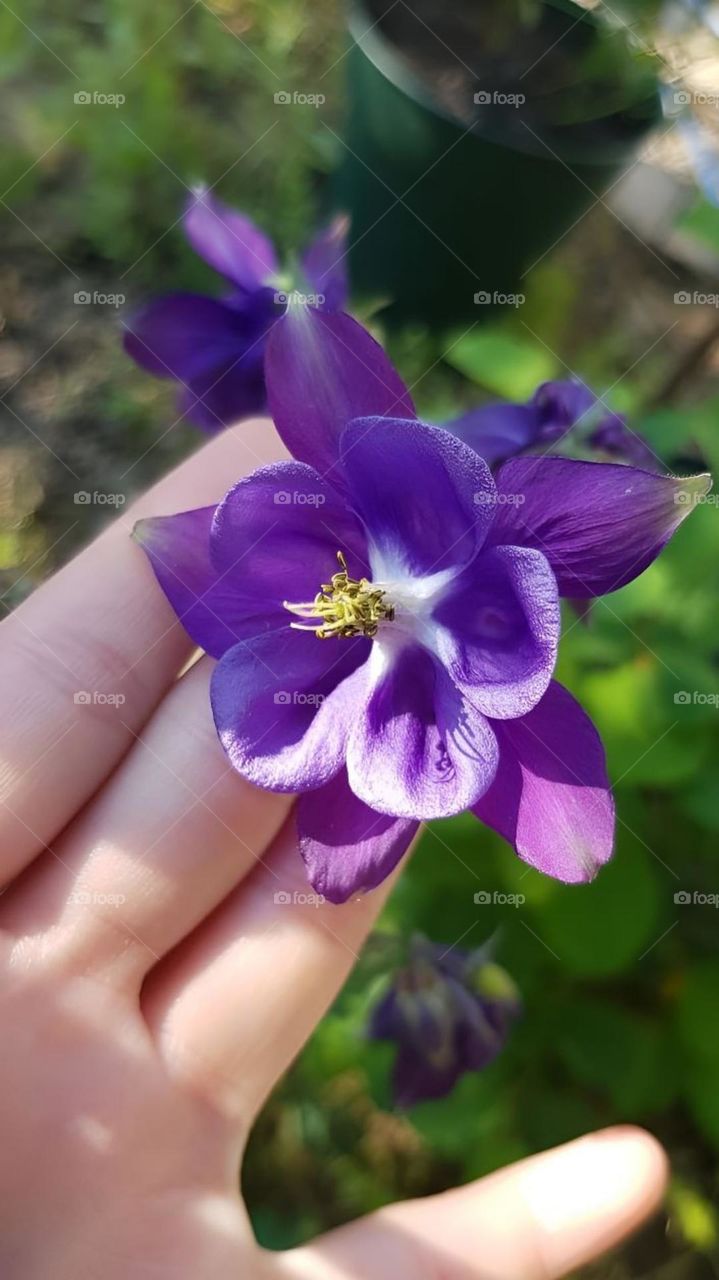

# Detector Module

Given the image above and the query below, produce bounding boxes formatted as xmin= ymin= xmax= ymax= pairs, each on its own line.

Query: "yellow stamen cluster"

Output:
xmin=284 ymin=552 xmax=394 ymax=639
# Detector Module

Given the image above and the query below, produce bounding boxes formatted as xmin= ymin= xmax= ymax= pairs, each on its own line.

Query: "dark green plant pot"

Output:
xmin=333 ymin=0 xmax=661 ymax=327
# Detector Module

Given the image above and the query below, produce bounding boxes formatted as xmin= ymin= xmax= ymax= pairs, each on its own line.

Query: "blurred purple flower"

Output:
xmin=134 ymin=306 xmax=710 ymax=903
xmin=369 ymin=935 xmax=521 ymax=1106
xmin=444 ymin=379 xmax=659 ymax=471
xmin=123 ymin=187 xmax=349 ymax=433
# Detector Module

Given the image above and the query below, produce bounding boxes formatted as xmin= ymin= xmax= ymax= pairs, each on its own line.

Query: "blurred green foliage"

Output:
xmin=0 ymin=0 xmax=342 ymax=279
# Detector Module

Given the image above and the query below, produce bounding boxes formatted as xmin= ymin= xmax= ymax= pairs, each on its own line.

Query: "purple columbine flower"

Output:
xmin=123 ymin=186 xmax=349 ymax=433
xmin=369 ymin=935 xmax=521 ymax=1106
xmin=134 ymin=305 xmax=710 ymax=903
xmin=444 ymin=379 xmax=659 ymax=471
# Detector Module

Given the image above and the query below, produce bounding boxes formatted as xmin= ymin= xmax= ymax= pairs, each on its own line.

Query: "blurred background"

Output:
xmin=2 ymin=1 xmax=719 ymax=1274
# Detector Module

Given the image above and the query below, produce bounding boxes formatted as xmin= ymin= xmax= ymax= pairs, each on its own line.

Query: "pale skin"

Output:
xmin=0 ymin=420 xmax=668 ymax=1279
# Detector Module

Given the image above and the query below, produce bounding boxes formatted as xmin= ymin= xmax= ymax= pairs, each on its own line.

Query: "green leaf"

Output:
xmin=443 ymin=329 xmax=557 ymax=399
xmin=556 ymin=999 xmax=677 ymax=1113
xmin=522 ymin=1085 xmax=600 ymax=1150
xmin=530 ymin=830 xmax=662 ymax=977
xmin=684 ymin=1059 xmax=719 ymax=1150
xmin=409 ymin=1068 xmax=519 ymax=1171
xmin=680 ymin=772 xmax=719 ymax=832
xmin=675 ymin=961 xmax=719 ymax=1067
xmin=580 ymin=657 xmax=708 ymax=786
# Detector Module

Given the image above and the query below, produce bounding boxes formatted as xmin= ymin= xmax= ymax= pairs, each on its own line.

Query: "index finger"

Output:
xmin=0 ymin=418 xmax=285 ymax=885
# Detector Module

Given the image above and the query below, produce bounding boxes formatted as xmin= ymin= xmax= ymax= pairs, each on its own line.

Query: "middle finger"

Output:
xmin=0 ymin=658 xmax=292 ymax=985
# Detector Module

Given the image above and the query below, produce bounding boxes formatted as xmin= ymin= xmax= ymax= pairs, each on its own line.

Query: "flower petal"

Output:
xmin=347 ymin=644 xmax=498 ymax=820
xmin=133 ymin=507 xmax=272 ymax=659
xmin=431 ymin=545 xmax=560 ymax=719
xmin=443 ymin=402 xmax=537 ymax=466
xmin=588 ymin=414 xmax=661 ymax=470
xmin=369 ymin=982 xmax=463 ymax=1107
xmin=297 ymin=770 xmax=418 ymax=903
xmin=391 ymin=1046 xmax=462 ymax=1108
xmin=473 ymin=681 xmax=614 ymax=882
xmin=489 ymin=457 xmax=712 ymax=597
xmin=340 ymin=417 xmax=496 ymax=577
xmin=265 ymin=304 xmax=416 ymax=482
xmin=211 ymin=630 xmax=370 ymax=792
xmin=178 ymin=352 xmax=268 ymax=432
xmin=122 ymin=293 xmax=249 ymax=381
xmin=449 ymin=978 xmax=508 ymax=1070
xmin=532 ymin=379 xmax=596 ymax=438
xmin=183 ymin=187 xmax=279 ymax=291
xmin=210 ymin=461 xmax=370 ymax=605
xmin=176 ymin=289 xmax=279 ymax=430
xmin=300 ymin=214 xmax=350 ymax=313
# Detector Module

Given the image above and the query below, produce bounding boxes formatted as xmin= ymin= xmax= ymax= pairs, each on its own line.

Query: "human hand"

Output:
xmin=0 ymin=422 xmax=667 ymax=1279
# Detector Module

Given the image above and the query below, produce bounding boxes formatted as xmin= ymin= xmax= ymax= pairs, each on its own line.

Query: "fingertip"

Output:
xmin=518 ymin=1124 xmax=669 ymax=1276
xmin=588 ymin=1125 xmax=669 ymax=1206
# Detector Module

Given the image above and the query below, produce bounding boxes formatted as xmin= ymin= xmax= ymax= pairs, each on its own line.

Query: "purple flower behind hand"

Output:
xmin=134 ymin=305 xmax=710 ymax=903
xmin=445 ymin=379 xmax=659 ymax=471
xmin=369 ymin=935 xmax=520 ymax=1106
xmin=123 ymin=187 xmax=349 ymax=433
